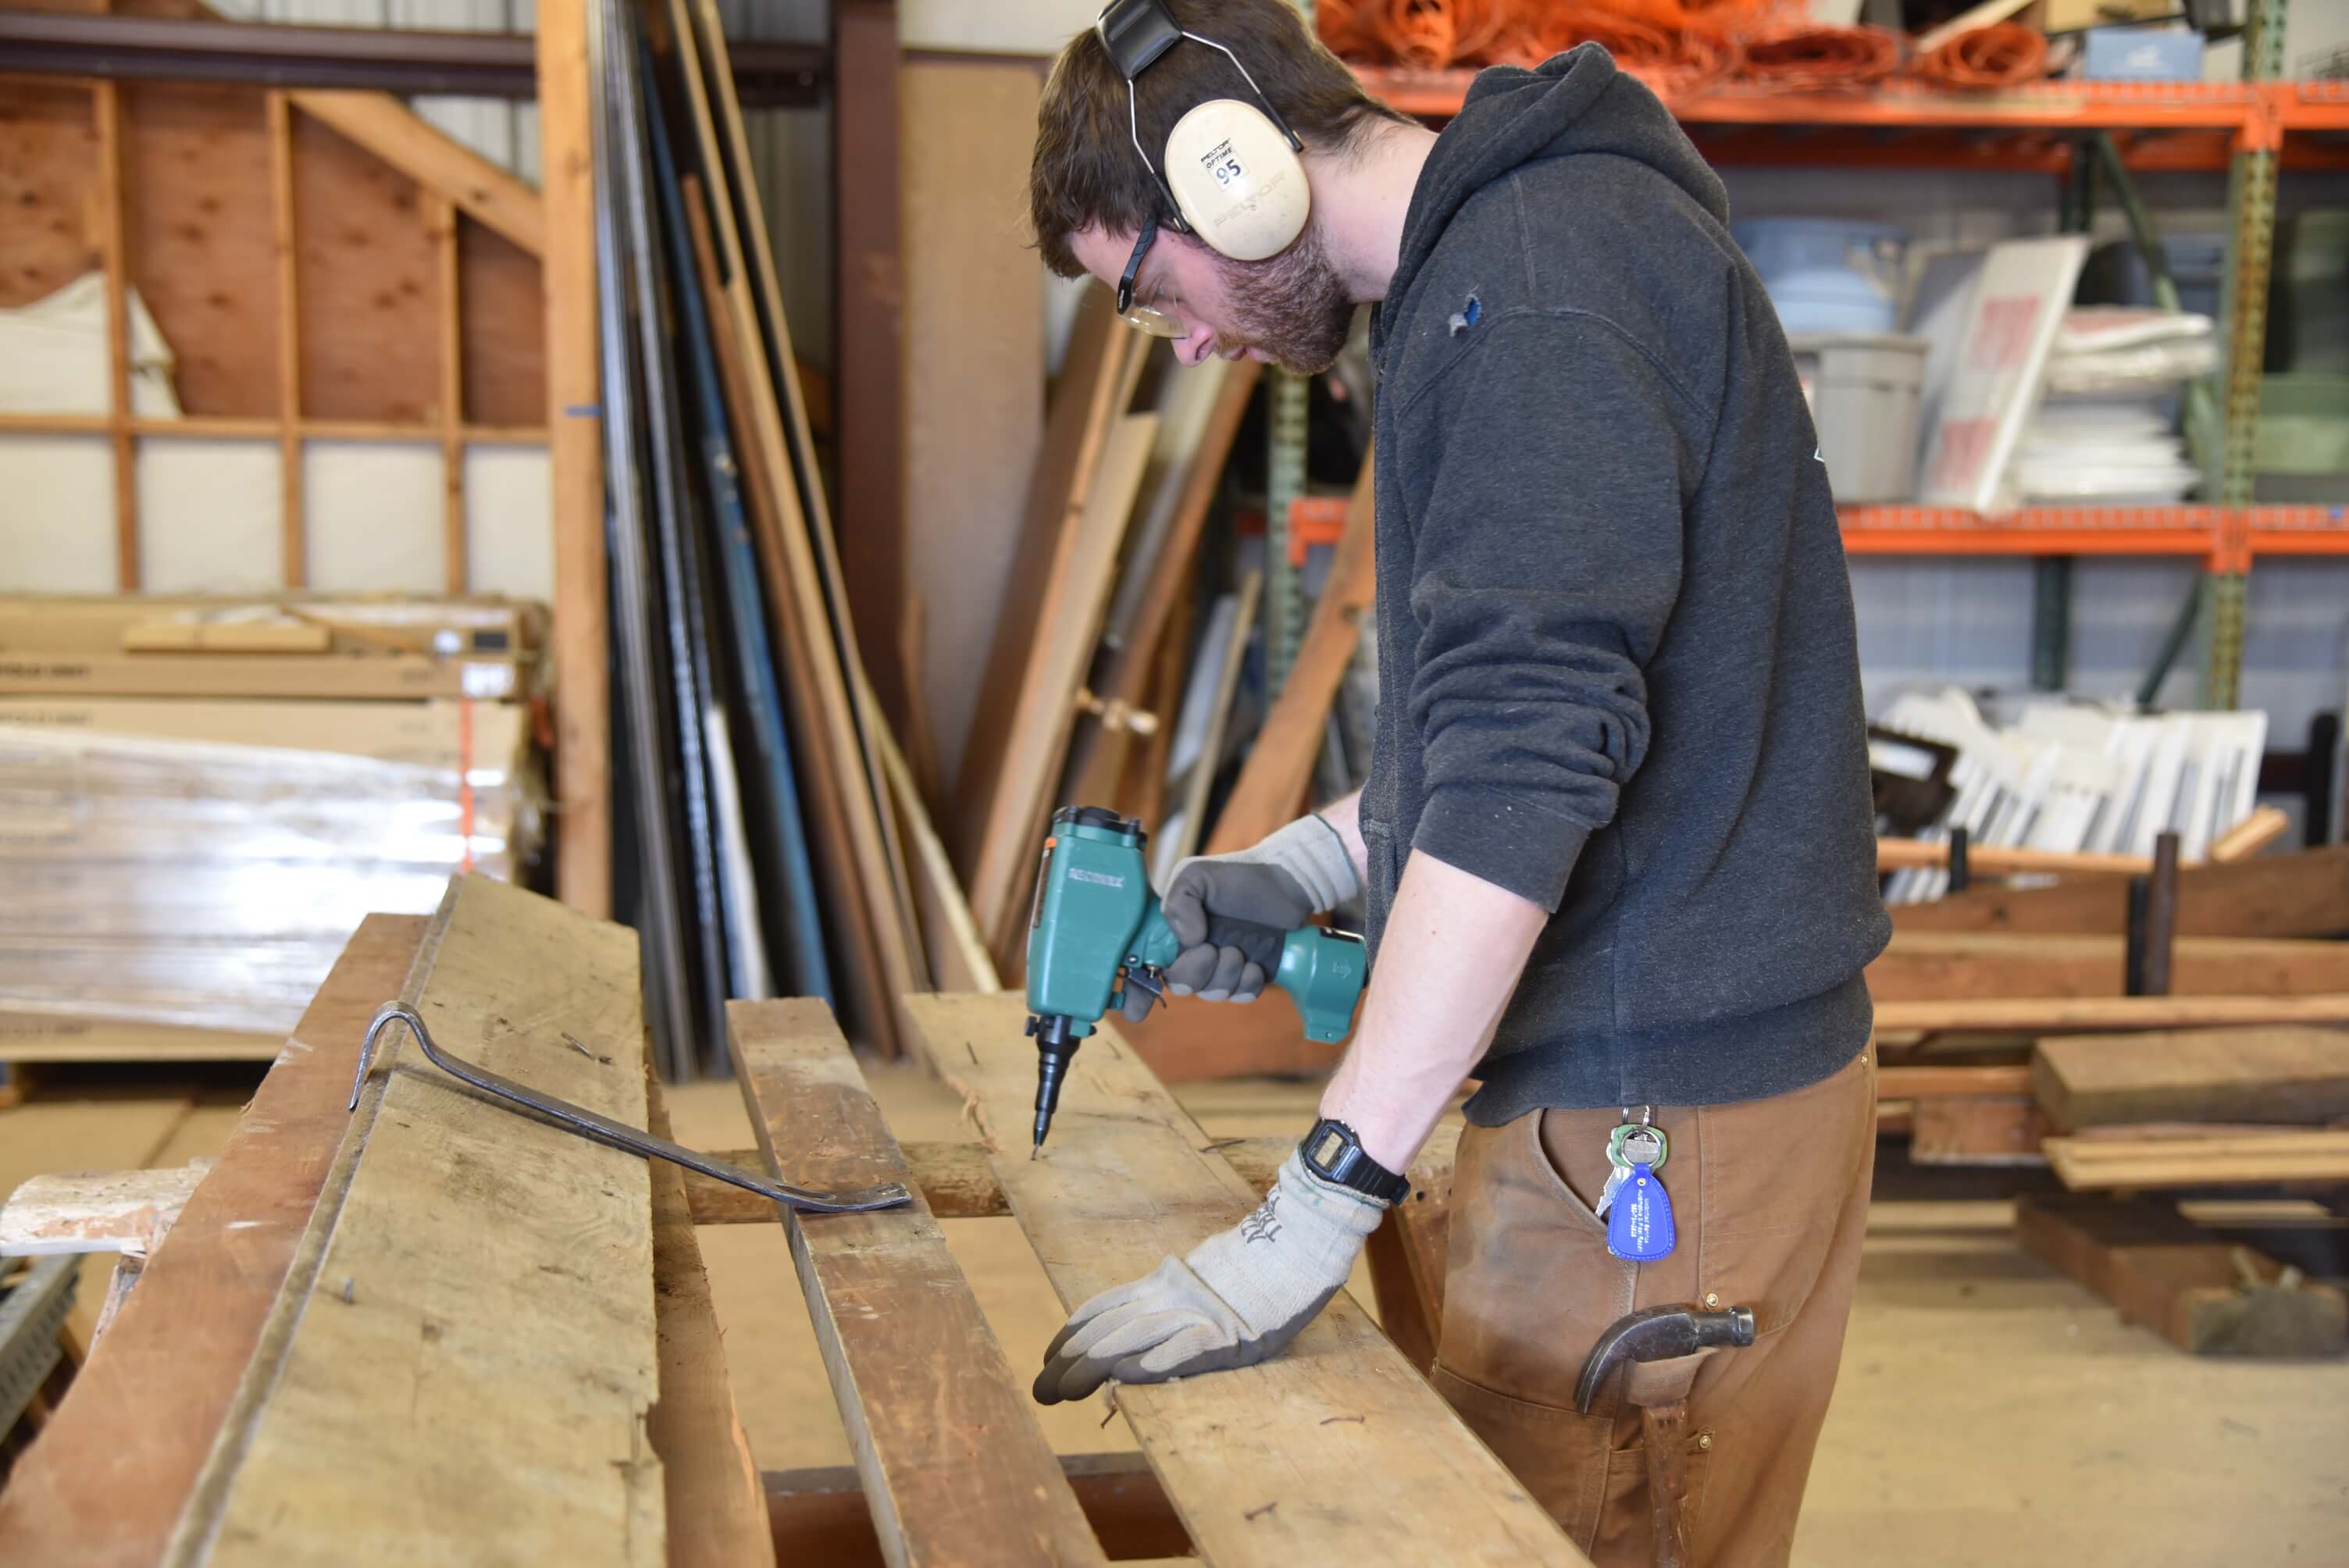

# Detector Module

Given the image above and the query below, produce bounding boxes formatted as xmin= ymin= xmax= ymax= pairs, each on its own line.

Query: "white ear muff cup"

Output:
xmin=1163 ymin=100 xmax=1310 ymax=263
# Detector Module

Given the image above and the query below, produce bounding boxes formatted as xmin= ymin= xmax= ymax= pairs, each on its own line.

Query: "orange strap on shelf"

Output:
xmin=1734 ymin=25 xmax=1902 ymax=94
xmin=1909 ymin=23 xmax=2049 ymax=91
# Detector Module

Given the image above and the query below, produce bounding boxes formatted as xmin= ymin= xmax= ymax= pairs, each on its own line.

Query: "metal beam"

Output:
xmin=0 ymin=12 xmax=825 ymax=106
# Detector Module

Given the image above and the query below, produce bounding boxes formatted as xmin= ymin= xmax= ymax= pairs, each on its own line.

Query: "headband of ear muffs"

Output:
xmin=1096 ymin=0 xmax=1311 ymax=263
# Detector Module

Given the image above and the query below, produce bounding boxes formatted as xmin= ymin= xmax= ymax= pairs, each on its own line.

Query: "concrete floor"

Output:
xmin=7 ymin=1061 xmax=2347 ymax=1563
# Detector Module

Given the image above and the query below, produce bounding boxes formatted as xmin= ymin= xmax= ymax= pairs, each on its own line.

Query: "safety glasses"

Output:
xmin=1115 ymin=219 xmax=1185 ymax=339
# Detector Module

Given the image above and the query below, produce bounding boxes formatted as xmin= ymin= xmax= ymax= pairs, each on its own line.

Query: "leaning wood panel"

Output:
xmin=0 ymin=914 xmax=425 ymax=1567
xmin=729 ymin=1000 xmax=1104 ymax=1568
xmin=2032 ymin=1026 xmax=2349 ymax=1129
xmin=1891 ymin=843 xmax=2349 ymax=939
xmin=1866 ymin=932 xmax=2349 ymax=1003
xmin=167 ymin=877 xmax=664 ymax=1565
xmin=957 ymin=291 xmax=1133 ymax=925
xmin=1205 ymin=453 xmax=1376 ymax=856
xmin=904 ymin=992 xmax=1585 ymax=1567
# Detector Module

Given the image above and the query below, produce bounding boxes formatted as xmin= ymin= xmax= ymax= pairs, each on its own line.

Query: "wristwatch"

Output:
xmin=1297 ymin=1117 xmax=1410 ymax=1206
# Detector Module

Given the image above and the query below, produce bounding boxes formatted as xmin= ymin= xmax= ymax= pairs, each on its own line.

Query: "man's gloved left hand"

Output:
xmin=1032 ymin=1151 xmax=1387 ymax=1405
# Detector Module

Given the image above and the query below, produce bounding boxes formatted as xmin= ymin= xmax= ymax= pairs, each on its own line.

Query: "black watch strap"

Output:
xmin=1298 ymin=1118 xmax=1410 ymax=1206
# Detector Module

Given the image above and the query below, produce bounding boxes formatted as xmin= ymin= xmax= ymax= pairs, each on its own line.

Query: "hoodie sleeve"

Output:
xmin=1403 ymin=310 xmax=1697 ymax=913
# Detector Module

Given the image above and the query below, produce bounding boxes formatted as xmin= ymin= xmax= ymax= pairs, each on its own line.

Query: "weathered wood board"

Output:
xmin=729 ymin=999 xmax=1104 ymax=1568
xmin=2033 ymin=1027 xmax=2349 ymax=1130
xmin=166 ymin=876 xmax=664 ymax=1565
xmin=904 ymin=992 xmax=1584 ymax=1567
xmin=0 ymin=914 xmax=423 ymax=1566
xmin=1868 ymin=932 xmax=2349 ymax=1003
xmin=1891 ymin=843 xmax=2349 ymax=939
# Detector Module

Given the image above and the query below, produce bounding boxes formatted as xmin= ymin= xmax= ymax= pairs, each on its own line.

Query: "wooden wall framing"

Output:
xmin=0 ymin=19 xmax=548 ymax=596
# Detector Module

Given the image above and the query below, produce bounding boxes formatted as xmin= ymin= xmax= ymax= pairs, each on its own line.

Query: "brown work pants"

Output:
xmin=1433 ymin=1048 xmax=1876 ymax=1567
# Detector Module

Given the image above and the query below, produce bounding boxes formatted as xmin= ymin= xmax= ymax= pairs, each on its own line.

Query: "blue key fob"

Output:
xmin=1607 ymin=1164 xmax=1676 ymax=1262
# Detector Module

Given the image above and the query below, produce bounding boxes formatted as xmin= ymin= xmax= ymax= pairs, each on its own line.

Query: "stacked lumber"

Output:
xmin=0 ymin=594 xmax=544 ymax=1061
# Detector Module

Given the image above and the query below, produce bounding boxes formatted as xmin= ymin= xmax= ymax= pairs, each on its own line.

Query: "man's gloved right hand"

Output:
xmin=1134 ymin=814 xmax=1359 ymax=1018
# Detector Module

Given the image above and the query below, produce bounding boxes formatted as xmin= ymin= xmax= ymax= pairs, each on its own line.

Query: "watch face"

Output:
xmin=1309 ymin=1125 xmax=1347 ymax=1170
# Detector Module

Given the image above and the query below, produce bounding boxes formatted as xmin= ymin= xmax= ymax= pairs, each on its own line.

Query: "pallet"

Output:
xmin=0 ymin=911 xmax=1572 ymax=1564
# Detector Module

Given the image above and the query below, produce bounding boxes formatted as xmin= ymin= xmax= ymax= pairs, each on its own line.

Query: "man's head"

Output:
xmin=1031 ymin=0 xmax=1409 ymax=372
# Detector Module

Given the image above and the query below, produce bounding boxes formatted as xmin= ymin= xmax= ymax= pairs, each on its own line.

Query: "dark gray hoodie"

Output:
xmin=1358 ymin=45 xmax=1890 ymax=1122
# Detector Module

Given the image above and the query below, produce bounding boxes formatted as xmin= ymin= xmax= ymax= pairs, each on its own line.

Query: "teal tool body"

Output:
xmin=1025 ymin=807 xmax=1367 ymax=1152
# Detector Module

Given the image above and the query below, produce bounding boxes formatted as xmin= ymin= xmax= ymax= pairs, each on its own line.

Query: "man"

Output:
xmin=1025 ymin=3 xmax=1891 ymax=1562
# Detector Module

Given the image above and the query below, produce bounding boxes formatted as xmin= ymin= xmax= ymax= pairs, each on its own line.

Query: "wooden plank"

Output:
xmin=2044 ymin=1128 xmax=2349 ymax=1188
xmin=538 ymin=0 xmax=608 ymax=916
xmin=1877 ymin=838 xmax=2149 ymax=876
xmin=682 ymin=4 xmax=921 ymax=1051
xmin=1891 ymin=843 xmax=2349 ymax=939
xmin=1165 ymin=569 xmax=1261 ymax=867
xmin=1205 ymin=453 xmax=1375 ymax=856
xmin=643 ymin=1074 xmax=775 ymax=1568
xmin=1908 ymin=1096 xmax=2048 ymax=1166
xmin=2209 ymin=804 xmax=2290 ymax=861
xmin=832 ymin=0 xmax=911 ymax=742
xmin=285 ymin=91 xmax=544 ymax=257
xmin=1866 ymin=932 xmax=2349 ymax=1002
xmin=456 ymin=221 xmax=547 ymax=431
xmin=727 ymin=999 xmax=1103 ymax=1568
xmin=0 ymin=78 xmax=99 ymax=312
xmin=95 ymin=80 xmax=137 ymax=589
xmin=266 ymin=90 xmax=305 ymax=587
xmin=877 ymin=718 xmax=1001 ymax=994
xmin=2034 ymin=1027 xmax=2349 ymax=1129
xmin=678 ymin=171 xmax=898 ymax=1057
xmin=2016 ymin=1194 xmax=2349 ymax=1355
xmin=167 ymin=879 xmax=662 ymax=1564
xmin=1877 ymin=1064 xmax=2034 ymax=1098
xmin=0 ymin=914 xmax=426 ymax=1566
xmin=983 ymin=409 xmax=1163 ymax=969
xmin=903 ymin=992 xmax=1586 ymax=1566
xmin=1067 ymin=362 xmax=1260 ymax=809
xmin=431 ymin=191 xmax=465 ymax=593
xmin=900 ymin=57 xmax=1047 ymax=786
xmin=1875 ymin=993 xmax=2349 ymax=1035
xmin=957 ymin=290 xmax=1132 ymax=920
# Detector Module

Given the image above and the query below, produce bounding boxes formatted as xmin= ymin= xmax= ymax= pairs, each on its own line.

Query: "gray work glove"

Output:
xmin=1126 ymin=814 xmax=1357 ymax=1022
xmin=1032 ymin=1151 xmax=1385 ymax=1405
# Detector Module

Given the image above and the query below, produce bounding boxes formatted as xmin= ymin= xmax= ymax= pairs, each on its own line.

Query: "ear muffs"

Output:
xmin=1163 ymin=100 xmax=1310 ymax=263
xmin=1096 ymin=0 xmax=1312 ymax=264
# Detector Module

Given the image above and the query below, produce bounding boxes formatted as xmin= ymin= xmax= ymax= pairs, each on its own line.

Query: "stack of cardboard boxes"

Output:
xmin=0 ymin=595 xmax=546 ymax=1068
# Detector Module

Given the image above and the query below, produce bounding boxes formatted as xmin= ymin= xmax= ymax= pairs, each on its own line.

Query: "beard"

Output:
xmin=1211 ymin=224 xmax=1357 ymax=376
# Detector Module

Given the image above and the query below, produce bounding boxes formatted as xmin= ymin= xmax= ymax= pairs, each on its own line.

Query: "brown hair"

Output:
xmin=1030 ymin=0 xmax=1409 ymax=279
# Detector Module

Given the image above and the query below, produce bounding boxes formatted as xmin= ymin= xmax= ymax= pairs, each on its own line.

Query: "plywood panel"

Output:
xmin=900 ymin=58 xmax=1045 ymax=785
xmin=459 ymin=220 xmax=545 ymax=429
xmin=0 ymin=80 xmax=99 ymax=311
xmin=124 ymin=82 xmax=278 ymax=418
xmin=293 ymin=112 xmax=437 ymax=424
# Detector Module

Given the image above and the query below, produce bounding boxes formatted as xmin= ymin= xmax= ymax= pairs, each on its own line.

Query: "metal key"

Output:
xmin=1596 ymin=1115 xmax=1667 ymax=1220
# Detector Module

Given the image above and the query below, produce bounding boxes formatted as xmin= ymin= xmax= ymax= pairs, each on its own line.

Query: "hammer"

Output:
xmin=1575 ymin=1303 xmax=1756 ymax=1568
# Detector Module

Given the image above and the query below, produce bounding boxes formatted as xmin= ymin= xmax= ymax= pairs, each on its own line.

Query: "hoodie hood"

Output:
xmin=1387 ymin=45 xmax=1731 ymax=314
